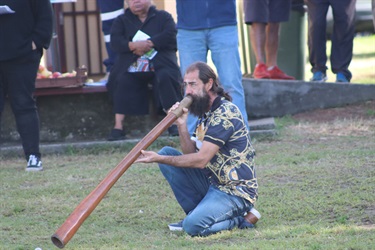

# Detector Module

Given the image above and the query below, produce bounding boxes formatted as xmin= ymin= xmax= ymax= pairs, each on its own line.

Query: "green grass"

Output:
xmin=304 ymin=34 xmax=375 ymax=84
xmin=1 ymin=117 xmax=374 ymax=249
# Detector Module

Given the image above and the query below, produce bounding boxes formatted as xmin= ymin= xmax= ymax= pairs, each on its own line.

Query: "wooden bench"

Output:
xmin=33 ymin=66 xmax=105 ymax=97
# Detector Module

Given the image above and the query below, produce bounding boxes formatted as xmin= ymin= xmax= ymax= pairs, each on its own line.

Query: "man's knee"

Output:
xmin=10 ymin=95 xmax=36 ymax=116
xmin=182 ymin=215 xmax=206 ymax=237
xmin=158 ymin=147 xmax=178 ymax=171
xmin=158 ymin=146 xmax=176 ymax=156
xmin=158 ymin=146 xmax=179 ymax=174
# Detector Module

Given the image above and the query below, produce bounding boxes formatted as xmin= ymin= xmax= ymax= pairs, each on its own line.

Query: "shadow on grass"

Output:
xmin=353 ymin=51 xmax=375 ymax=59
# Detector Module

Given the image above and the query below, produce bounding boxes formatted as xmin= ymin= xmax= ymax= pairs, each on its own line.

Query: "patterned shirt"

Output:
xmin=192 ymin=97 xmax=258 ymax=203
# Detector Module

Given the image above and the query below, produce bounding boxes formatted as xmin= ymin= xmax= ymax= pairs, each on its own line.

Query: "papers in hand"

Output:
xmin=132 ymin=30 xmax=157 ymax=60
xmin=0 ymin=5 xmax=15 ymax=15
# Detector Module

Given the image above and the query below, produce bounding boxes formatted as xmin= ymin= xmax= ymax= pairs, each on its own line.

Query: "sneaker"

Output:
xmin=107 ymin=128 xmax=125 ymax=141
xmin=26 ymin=155 xmax=43 ymax=172
xmin=310 ymin=71 xmax=327 ymax=82
xmin=168 ymin=124 xmax=179 ymax=137
xmin=253 ymin=63 xmax=271 ymax=79
xmin=336 ymin=72 xmax=349 ymax=83
xmin=168 ymin=220 xmax=183 ymax=231
xmin=268 ymin=66 xmax=295 ymax=80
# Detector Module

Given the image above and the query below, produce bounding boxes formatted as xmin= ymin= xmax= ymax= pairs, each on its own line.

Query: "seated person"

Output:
xmin=106 ymin=0 xmax=183 ymax=140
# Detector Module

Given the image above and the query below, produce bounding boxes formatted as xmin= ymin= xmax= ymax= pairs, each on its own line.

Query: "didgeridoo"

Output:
xmin=51 ymin=96 xmax=192 ymax=248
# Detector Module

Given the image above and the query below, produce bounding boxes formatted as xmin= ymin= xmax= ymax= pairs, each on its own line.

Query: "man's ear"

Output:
xmin=206 ymin=78 xmax=214 ymax=91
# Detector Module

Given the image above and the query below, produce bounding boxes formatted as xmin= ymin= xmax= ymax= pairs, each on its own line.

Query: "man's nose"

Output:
xmin=185 ymin=86 xmax=192 ymax=95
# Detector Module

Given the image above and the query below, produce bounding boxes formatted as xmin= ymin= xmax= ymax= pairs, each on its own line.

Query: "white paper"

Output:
xmin=132 ymin=30 xmax=150 ymax=42
xmin=0 ymin=5 xmax=15 ymax=15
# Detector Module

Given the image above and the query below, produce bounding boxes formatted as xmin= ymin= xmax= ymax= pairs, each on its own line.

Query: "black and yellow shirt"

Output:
xmin=192 ymin=97 xmax=258 ymax=204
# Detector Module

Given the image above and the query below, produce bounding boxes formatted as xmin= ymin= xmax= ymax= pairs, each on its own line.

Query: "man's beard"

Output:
xmin=188 ymin=90 xmax=211 ymax=117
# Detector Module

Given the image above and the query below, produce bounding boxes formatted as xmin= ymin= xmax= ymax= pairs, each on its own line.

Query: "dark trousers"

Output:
xmin=113 ymin=69 xmax=183 ymax=115
xmin=306 ymin=0 xmax=356 ymax=80
xmin=0 ymin=50 xmax=42 ymax=159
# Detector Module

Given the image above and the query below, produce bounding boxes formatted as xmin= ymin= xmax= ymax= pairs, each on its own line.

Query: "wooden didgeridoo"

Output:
xmin=51 ymin=96 xmax=192 ymax=248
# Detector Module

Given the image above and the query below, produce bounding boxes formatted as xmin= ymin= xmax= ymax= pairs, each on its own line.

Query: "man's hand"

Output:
xmin=167 ymin=101 xmax=195 ymax=154
xmin=135 ymin=150 xmax=160 ymax=163
xmin=168 ymin=102 xmax=189 ymax=127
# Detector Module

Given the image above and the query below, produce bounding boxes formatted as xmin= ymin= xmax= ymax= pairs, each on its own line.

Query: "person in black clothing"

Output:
xmin=0 ymin=0 xmax=53 ymax=171
xmin=106 ymin=0 xmax=183 ymax=140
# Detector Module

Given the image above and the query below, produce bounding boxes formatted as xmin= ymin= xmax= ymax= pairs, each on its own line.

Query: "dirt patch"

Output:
xmin=291 ymin=100 xmax=375 ymax=137
xmin=293 ymin=100 xmax=375 ymax=123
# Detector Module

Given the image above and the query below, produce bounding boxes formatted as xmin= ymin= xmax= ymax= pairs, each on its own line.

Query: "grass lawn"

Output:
xmin=1 ymin=115 xmax=374 ymax=249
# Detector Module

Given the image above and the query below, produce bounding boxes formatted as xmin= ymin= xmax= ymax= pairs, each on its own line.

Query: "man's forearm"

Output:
xmin=157 ymin=153 xmax=205 ymax=169
xmin=177 ymin=123 xmax=196 ymax=154
xmin=128 ymin=41 xmax=152 ymax=55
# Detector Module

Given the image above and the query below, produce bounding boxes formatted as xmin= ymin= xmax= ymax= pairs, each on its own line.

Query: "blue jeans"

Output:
xmin=177 ymin=26 xmax=249 ymax=134
xmin=158 ymin=146 xmax=253 ymax=236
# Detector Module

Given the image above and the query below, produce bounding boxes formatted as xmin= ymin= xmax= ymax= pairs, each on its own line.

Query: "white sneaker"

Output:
xmin=26 ymin=155 xmax=43 ymax=172
xmin=168 ymin=220 xmax=184 ymax=231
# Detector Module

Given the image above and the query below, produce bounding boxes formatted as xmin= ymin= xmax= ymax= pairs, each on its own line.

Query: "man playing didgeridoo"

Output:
xmin=136 ymin=62 xmax=261 ymax=236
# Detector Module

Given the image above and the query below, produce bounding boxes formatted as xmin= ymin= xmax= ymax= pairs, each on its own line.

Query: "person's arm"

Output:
xmin=148 ymin=11 xmax=177 ymax=51
xmin=167 ymin=102 xmax=196 ymax=154
xmin=128 ymin=40 xmax=153 ymax=56
xmin=177 ymin=119 xmax=196 ymax=154
xmin=136 ymin=140 xmax=220 ymax=169
xmin=110 ymin=16 xmax=133 ymax=54
xmin=32 ymin=0 xmax=53 ymax=50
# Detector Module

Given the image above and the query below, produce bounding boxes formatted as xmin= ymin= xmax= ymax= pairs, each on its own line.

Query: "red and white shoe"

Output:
xmin=253 ymin=63 xmax=271 ymax=79
xmin=268 ymin=66 xmax=295 ymax=80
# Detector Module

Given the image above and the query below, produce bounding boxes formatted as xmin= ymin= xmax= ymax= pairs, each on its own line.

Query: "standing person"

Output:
xmin=175 ymin=0 xmax=249 ymax=135
xmin=136 ymin=62 xmax=260 ymax=236
xmin=305 ymin=0 xmax=356 ymax=83
xmin=0 ymin=0 xmax=53 ymax=171
xmin=243 ymin=0 xmax=295 ymax=80
xmin=96 ymin=0 xmax=124 ymax=82
xmin=106 ymin=0 xmax=182 ymax=141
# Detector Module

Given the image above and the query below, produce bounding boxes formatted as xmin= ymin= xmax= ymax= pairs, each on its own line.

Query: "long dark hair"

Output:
xmin=185 ymin=62 xmax=232 ymax=101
